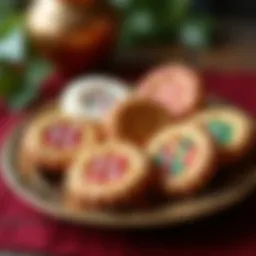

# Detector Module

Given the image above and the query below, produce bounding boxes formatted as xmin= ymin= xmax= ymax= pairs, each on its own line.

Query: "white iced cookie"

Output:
xmin=192 ymin=106 xmax=255 ymax=161
xmin=147 ymin=124 xmax=216 ymax=196
xmin=60 ymin=75 xmax=130 ymax=121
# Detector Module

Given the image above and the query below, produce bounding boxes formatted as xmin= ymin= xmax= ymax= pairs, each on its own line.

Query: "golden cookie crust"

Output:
xmin=191 ymin=106 xmax=255 ymax=162
xmin=147 ymin=124 xmax=216 ymax=196
xmin=19 ymin=113 xmax=96 ymax=175
xmin=65 ymin=141 xmax=154 ymax=209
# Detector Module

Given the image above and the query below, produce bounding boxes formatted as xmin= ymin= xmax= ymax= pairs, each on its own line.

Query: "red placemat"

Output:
xmin=0 ymin=71 xmax=256 ymax=256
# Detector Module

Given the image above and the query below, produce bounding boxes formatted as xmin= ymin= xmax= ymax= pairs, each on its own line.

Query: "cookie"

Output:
xmin=147 ymin=124 xmax=216 ymax=196
xmin=90 ymin=121 xmax=108 ymax=142
xmin=138 ymin=63 xmax=204 ymax=118
xmin=192 ymin=106 xmax=255 ymax=161
xmin=19 ymin=113 xmax=96 ymax=176
xmin=65 ymin=141 xmax=152 ymax=209
xmin=60 ymin=75 xmax=130 ymax=121
xmin=106 ymin=97 xmax=172 ymax=147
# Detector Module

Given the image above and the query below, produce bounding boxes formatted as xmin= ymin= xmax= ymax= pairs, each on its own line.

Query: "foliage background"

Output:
xmin=0 ymin=0 xmax=212 ymax=110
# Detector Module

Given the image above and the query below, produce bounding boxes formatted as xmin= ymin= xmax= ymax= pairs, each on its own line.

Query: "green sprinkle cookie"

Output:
xmin=193 ymin=106 xmax=254 ymax=162
xmin=148 ymin=124 xmax=216 ymax=196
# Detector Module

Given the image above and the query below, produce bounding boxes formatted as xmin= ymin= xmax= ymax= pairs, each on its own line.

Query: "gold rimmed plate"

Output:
xmin=1 ymin=98 xmax=256 ymax=228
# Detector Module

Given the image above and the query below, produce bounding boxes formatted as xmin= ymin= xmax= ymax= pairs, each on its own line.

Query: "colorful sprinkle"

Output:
xmin=154 ymin=137 xmax=197 ymax=175
xmin=208 ymin=120 xmax=233 ymax=145
xmin=172 ymin=160 xmax=184 ymax=175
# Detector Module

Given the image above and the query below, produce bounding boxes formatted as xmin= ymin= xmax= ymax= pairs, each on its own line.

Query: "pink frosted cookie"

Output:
xmin=147 ymin=124 xmax=216 ymax=196
xmin=65 ymin=141 xmax=152 ymax=209
xmin=138 ymin=63 xmax=204 ymax=118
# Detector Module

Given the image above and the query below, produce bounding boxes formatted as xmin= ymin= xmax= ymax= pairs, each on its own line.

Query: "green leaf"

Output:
xmin=0 ymin=14 xmax=23 ymax=38
xmin=0 ymin=14 xmax=26 ymax=63
xmin=0 ymin=58 xmax=52 ymax=110
xmin=179 ymin=16 xmax=213 ymax=49
xmin=0 ymin=0 xmax=51 ymax=110
xmin=9 ymin=58 xmax=52 ymax=110
xmin=0 ymin=26 xmax=26 ymax=63
xmin=0 ymin=63 xmax=24 ymax=100
xmin=117 ymin=0 xmax=194 ymax=46
xmin=0 ymin=0 xmax=24 ymax=29
xmin=9 ymin=88 xmax=38 ymax=110
xmin=25 ymin=58 xmax=52 ymax=87
xmin=168 ymin=0 xmax=192 ymax=25
xmin=127 ymin=10 xmax=156 ymax=35
xmin=150 ymin=0 xmax=191 ymax=41
xmin=110 ymin=0 xmax=133 ymax=10
xmin=118 ymin=8 xmax=158 ymax=47
xmin=0 ymin=1 xmax=16 ymax=17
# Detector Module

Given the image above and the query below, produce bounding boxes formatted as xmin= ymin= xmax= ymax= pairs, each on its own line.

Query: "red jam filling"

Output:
xmin=86 ymin=153 xmax=129 ymax=184
xmin=43 ymin=123 xmax=82 ymax=149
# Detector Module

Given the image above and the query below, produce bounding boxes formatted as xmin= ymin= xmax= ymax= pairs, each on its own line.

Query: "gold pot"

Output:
xmin=27 ymin=0 xmax=118 ymax=75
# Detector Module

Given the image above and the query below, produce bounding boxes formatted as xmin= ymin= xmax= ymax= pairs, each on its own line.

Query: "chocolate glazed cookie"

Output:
xmin=105 ymin=97 xmax=173 ymax=147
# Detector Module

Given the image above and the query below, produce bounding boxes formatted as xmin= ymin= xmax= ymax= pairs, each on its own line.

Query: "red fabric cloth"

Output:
xmin=0 ymin=71 xmax=256 ymax=256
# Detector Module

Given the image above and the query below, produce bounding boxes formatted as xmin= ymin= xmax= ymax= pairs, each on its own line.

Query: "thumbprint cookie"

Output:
xmin=19 ymin=113 xmax=96 ymax=177
xmin=60 ymin=75 xmax=130 ymax=121
xmin=192 ymin=106 xmax=255 ymax=161
xmin=106 ymin=97 xmax=172 ymax=147
xmin=65 ymin=141 xmax=152 ymax=209
xmin=138 ymin=63 xmax=204 ymax=118
xmin=147 ymin=124 xmax=216 ymax=196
